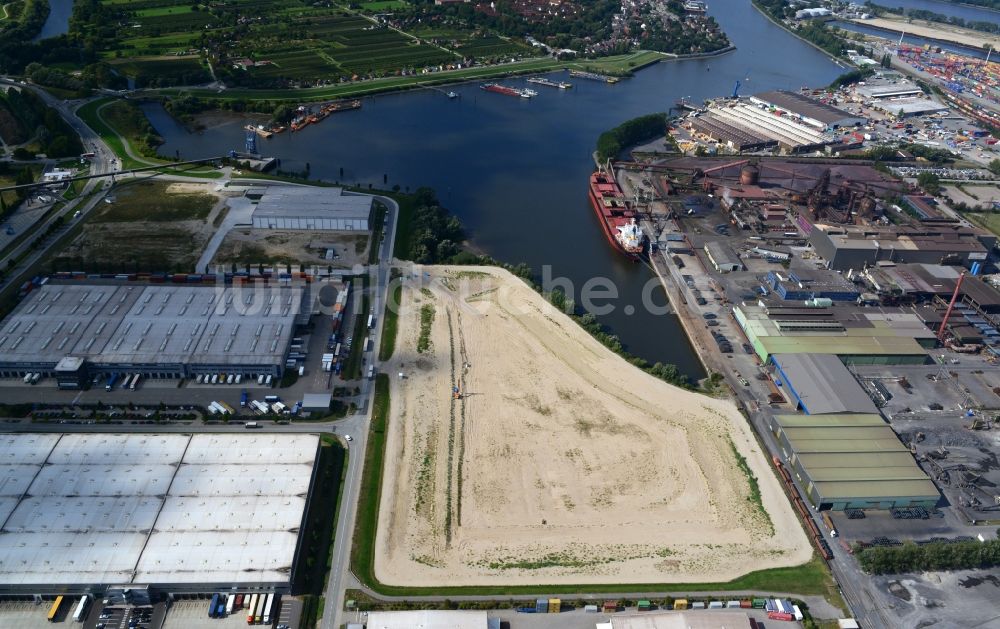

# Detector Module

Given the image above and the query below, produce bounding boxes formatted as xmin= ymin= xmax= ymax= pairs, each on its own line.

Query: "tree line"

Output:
xmin=0 ymin=88 xmax=83 ymax=158
xmin=596 ymin=113 xmax=667 ymax=162
xmin=856 ymin=536 xmax=1000 ymax=574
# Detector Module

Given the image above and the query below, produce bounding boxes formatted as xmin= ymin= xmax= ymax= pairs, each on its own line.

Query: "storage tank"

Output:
xmin=740 ymin=164 xmax=759 ymax=185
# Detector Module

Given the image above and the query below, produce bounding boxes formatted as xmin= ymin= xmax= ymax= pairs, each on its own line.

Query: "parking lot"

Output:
xmin=161 ymin=596 xmax=298 ymax=629
xmin=0 ymin=599 xmax=79 ymax=629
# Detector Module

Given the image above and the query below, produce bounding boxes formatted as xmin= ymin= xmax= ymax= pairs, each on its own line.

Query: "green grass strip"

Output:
xmin=378 ymin=277 xmax=402 ymax=362
xmin=351 ymin=373 xmax=390 ymax=589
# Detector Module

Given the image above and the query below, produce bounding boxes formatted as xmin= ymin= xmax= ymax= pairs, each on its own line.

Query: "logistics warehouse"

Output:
xmin=0 ymin=282 xmax=309 ymax=384
xmin=0 ymin=433 xmax=321 ymax=597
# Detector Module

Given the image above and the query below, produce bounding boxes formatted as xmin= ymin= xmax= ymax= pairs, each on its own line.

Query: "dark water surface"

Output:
xmin=148 ymin=0 xmax=844 ymax=379
xmin=34 ymin=0 xmax=73 ymax=40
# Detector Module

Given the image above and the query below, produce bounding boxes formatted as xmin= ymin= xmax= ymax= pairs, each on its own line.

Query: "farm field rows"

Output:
xmin=90 ymin=0 xmax=528 ymax=87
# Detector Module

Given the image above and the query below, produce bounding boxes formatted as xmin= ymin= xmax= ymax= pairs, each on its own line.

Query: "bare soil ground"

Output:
xmin=375 ymin=266 xmax=811 ymax=587
xmin=211 ymin=229 xmax=368 ymax=268
xmin=51 ymin=181 xmax=225 ymax=273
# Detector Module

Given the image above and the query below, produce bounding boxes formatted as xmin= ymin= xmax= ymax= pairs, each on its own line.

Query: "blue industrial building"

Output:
xmin=767 ymin=269 xmax=860 ymax=301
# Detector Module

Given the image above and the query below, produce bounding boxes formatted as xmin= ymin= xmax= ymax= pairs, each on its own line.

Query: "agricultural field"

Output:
xmin=82 ymin=0 xmax=528 ymax=88
xmin=107 ymin=56 xmax=212 ymax=88
xmin=49 ymin=181 xmax=222 ymax=273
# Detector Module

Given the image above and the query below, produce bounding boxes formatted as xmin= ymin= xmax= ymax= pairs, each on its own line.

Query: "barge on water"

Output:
xmin=569 ymin=70 xmax=620 ymax=84
xmin=527 ymin=77 xmax=573 ymax=89
xmin=290 ymin=99 xmax=362 ymax=131
xmin=481 ymin=83 xmax=536 ymax=98
xmin=588 ymin=169 xmax=646 ymax=259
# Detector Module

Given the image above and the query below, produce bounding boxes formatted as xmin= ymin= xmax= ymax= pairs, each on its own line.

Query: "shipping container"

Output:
xmin=262 ymin=593 xmax=275 ymax=624
xmin=254 ymin=593 xmax=265 ymax=623
xmin=47 ymin=596 xmax=64 ymax=622
xmin=548 ymin=598 xmax=560 ymax=613
xmin=584 ymin=605 xmax=599 ymax=613
xmin=673 ymin=599 xmax=688 ymax=610
xmin=246 ymin=594 xmax=258 ymax=624
xmin=708 ymin=601 xmax=723 ymax=609
xmin=72 ymin=595 xmax=89 ymax=623
xmin=752 ymin=598 xmax=766 ymax=609
xmin=637 ymin=600 xmax=651 ymax=610
xmin=602 ymin=601 xmax=618 ymax=612
xmin=535 ymin=599 xmax=547 ymax=613
xmin=209 ymin=593 xmax=220 ymax=618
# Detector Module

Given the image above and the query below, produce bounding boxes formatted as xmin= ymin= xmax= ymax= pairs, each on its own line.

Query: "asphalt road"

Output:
xmin=321 ymin=195 xmax=398 ymax=629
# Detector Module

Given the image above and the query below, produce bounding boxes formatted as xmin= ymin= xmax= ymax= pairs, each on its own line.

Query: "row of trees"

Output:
xmin=857 ymin=537 xmax=1000 ymax=575
xmin=400 ymin=187 xmax=464 ymax=264
xmin=596 ymin=113 xmax=667 ymax=162
xmin=867 ymin=3 xmax=1000 ymax=35
xmin=0 ymin=88 xmax=83 ymax=157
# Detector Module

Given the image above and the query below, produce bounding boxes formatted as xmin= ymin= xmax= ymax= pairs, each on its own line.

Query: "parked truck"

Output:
xmin=821 ymin=512 xmax=838 ymax=537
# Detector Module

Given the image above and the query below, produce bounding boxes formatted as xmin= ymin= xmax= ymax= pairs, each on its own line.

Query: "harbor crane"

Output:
xmin=732 ymin=80 xmax=741 ymax=99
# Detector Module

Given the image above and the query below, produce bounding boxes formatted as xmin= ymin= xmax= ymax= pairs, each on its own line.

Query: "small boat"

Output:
xmin=447 ymin=91 xmax=458 ymax=99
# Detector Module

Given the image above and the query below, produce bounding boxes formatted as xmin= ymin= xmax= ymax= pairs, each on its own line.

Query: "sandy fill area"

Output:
xmin=375 ymin=266 xmax=812 ymax=586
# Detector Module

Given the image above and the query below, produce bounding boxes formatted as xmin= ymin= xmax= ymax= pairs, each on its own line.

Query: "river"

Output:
xmin=147 ymin=0 xmax=844 ymax=380
xmin=34 ymin=0 xmax=73 ymax=41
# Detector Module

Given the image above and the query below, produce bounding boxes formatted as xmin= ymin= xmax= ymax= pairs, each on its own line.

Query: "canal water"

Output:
xmin=832 ymin=20 xmax=991 ymax=59
xmin=873 ymin=0 xmax=1000 ymax=23
xmin=148 ymin=0 xmax=844 ymax=379
xmin=34 ymin=0 xmax=73 ymax=40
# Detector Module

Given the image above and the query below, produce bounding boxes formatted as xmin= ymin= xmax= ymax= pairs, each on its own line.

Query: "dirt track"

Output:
xmin=374 ymin=266 xmax=811 ymax=586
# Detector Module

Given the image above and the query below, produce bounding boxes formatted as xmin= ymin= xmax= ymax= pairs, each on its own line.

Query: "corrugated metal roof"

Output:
xmin=774 ymin=413 xmax=884 ymax=427
xmin=772 ymin=353 xmax=879 ymax=415
xmin=812 ymin=479 xmax=940 ymax=500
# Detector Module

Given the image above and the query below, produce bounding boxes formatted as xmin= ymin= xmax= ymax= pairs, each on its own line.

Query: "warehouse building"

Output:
xmin=750 ymin=90 xmax=865 ymax=131
xmin=873 ymin=97 xmax=949 ymax=118
xmin=704 ymin=241 xmax=743 ymax=273
xmin=855 ymin=80 xmax=925 ymax=100
xmin=773 ymin=414 xmax=939 ymax=510
xmin=695 ymin=102 xmax=832 ymax=153
xmin=0 ymin=433 xmax=320 ymax=595
xmin=605 ymin=611 xmax=756 ymax=628
xmin=771 ymin=353 xmax=879 ymax=415
xmin=810 ymin=224 xmax=994 ymax=272
xmin=0 ymin=283 xmax=305 ymax=381
xmin=251 ymin=187 xmax=374 ymax=231
xmin=766 ymin=268 xmax=860 ymax=302
xmin=689 ymin=114 xmax=778 ymax=153
xmin=365 ymin=611 xmax=492 ymax=629
xmin=733 ymin=303 xmax=934 ymax=363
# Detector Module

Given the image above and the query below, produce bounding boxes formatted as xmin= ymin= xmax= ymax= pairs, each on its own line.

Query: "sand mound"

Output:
xmin=374 ymin=266 xmax=811 ymax=586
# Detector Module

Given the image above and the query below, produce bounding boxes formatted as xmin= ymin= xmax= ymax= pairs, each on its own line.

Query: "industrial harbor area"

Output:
xmin=2 ymin=0 xmax=1000 ymax=626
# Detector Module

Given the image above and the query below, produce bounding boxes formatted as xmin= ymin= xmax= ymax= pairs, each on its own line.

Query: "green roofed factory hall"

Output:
xmin=772 ymin=414 xmax=939 ymax=510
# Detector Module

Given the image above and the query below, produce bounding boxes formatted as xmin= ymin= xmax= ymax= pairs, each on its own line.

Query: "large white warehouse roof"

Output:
xmin=0 ymin=433 xmax=319 ymax=589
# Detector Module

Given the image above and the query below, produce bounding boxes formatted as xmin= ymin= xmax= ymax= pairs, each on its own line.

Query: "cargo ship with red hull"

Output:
xmin=588 ymin=170 xmax=646 ymax=259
